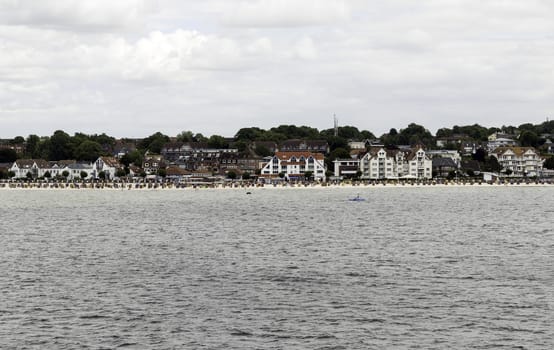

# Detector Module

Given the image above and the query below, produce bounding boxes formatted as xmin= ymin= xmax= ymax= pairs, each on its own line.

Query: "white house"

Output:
xmin=260 ymin=151 xmax=326 ymax=180
xmin=65 ymin=163 xmax=94 ymax=180
xmin=94 ymin=156 xmax=123 ymax=179
xmin=9 ymin=159 xmax=50 ymax=179
xmin=406 ymin=147 xmax=433 ymax=179
xmin=490 ymin=147 xmax=544 ymax=177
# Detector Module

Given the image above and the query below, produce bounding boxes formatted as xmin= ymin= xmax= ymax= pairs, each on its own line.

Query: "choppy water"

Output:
xmin=1 ymin=187 xmax=553 ymax=349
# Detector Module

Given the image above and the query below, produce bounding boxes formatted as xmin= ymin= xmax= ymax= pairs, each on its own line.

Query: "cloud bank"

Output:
xmin=1 ymin=0 xmax=553 ymax=138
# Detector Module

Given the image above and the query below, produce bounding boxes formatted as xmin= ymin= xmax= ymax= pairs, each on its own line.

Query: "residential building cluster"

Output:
xmin=0 ymin=130 xmax=552 ymax=182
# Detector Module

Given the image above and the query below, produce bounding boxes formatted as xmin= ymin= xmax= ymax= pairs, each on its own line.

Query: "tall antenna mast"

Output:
xmin=333 ymin=114 xmax=338 ymax=137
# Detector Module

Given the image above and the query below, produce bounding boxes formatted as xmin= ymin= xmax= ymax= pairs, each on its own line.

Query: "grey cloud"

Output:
xmin=1 ymin=0 xmax=553 ymax=138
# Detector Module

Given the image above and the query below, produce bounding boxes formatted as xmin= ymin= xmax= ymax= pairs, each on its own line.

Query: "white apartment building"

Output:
xmin=490 ymin=147 xmax=544 ymax=177
xmin=356 ymin=146 xmax=432 ymax=179
xmin=260 ymin=151 xmax=326 ymax=180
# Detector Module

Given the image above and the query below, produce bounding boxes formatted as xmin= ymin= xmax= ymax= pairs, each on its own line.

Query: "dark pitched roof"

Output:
xmin=432 ymin=157 xmax=457 ymax=168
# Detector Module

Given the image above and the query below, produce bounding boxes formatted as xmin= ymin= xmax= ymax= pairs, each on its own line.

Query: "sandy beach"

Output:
xmin=1 ymin=180 xmax=553 ymax=191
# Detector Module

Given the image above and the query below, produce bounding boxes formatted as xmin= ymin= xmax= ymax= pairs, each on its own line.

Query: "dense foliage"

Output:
xmin=2 ymin=120 xmax=553 ymax=162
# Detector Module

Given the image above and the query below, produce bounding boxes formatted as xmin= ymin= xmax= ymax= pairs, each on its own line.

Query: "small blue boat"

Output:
xmin=348 ymin=194 xmax=366 ymax=202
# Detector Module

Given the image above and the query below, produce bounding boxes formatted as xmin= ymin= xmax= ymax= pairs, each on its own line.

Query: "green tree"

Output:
xmin=207 ymin=135 xmax=228 ymax=149
xmin=120 ymin=150 xmax=143 ymax=167
xmin=543 ymin=156 xmax=554 ymax=170
xmin=43 ymin=171 xmax=52 ymax=179
xmin=242 ymin=172 xmax=251 ymax=180
xmin=116 ymin=168 xmax=127 ymax=177
xmin=90 ymin=133 xmax=115 ymax=149
xmin=80 ymin=171 xmax=88 ymax=179
xmin=26 ymin=171 xmax=33 ymax=180
xmin=519 ymin=130 xmax=539 ymax=147
xmin=25 ymin=134 xmax=42 ymax=158
xmin=336 ymin=125 xmax=360 ymax=140
xmin=451 ymin=124 xmax=489 ymax=141
xmin=75 ymin=140 xmax=103 ymax=161
xmin=139 ymin=132 xmax=170 ymax=153
xmin=360 ymin=130 xmax=376 ymax=140
xmin=98 ymin=171 xmax=106 ymax=180
xmin=254 ymin=144 xmax=272 ymax=157
xmin=8 ymin=170 xmax=15 ymax=179
xmin=436 ymin=128 xmax=453 ymax=138
xmin=227 ymin=170 xmax=237 ymax=179
xmin=48 ymin=130 xmax=73 ymax=160
xmin=484 ymin=156 xmax=501 ymax=172
xmin=62 ymin=170 xmax=69 ymax=179
xmin=380 ymin=128 xmax=399 ymax=147
xmin=234 ymin=140 xmax=248 ymax=154
xmin=235 ymin=127 xmax=265 ymax=141
xmin=157 ymin=168 xmax=167 ymax=177
xmin=398 ymin=123 xmax=435 ymax=146
xmin=326 ymin=136 xmax=349 ymax=152
xmin=304 ymin=171 xmax=313 ymax=180
xmin=278 ymin=172 xmax=285 ymax=179
xmin=326 ymin=147 xmax=351 ymax=170
xmin=176 ymin=130 xmax=195 ymax=142
xmin=11 ymin=136 xmax=25 ymax=144
xmin=0 ymin=148 xmax=17 ymax=162
xmin=472 ymin=148 xmax=487 ymax=162
xmin=329 ymin=147 xmax=351 ymax=160
xmin=0 ymin=170 xmax=7 ymax=179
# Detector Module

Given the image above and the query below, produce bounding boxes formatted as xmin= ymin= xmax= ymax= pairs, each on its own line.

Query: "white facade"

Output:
xmin=333 ymin=159 xmax=360 ymax=178
xmin=491 ymin=147 xmax=544 ymax=176
xmin=260 ymin=151 xmax=326 ymax=180
xmin=65 ymin=163 xmax=94 ymax=180
xmin=407 ymin=148 xmax=433 ymax=179
xmin=357 ymin=147 xmax=431 ymax=179
xmin=9 ymin=159 xmax=49 ymax=179
xmin=359 ymin=148 xmax=401 ymax=179
xmin=94 ymin=157 xmax=122 ymax=179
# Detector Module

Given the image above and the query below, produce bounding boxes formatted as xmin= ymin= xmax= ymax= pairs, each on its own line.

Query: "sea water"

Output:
xmin=1 ymin=187 xmax=553 ymax=349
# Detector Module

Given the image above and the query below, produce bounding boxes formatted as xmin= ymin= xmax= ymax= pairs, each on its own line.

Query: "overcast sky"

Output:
xmin=1 ymin=0 xmax=553 ymax=138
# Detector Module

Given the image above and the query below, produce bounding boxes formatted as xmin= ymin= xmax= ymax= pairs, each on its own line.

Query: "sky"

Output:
xmin=1 ymin=0 xmax=553 ymax=138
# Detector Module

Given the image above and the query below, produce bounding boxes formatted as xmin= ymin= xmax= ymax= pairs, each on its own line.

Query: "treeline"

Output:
xmin=1 ymin=120 xmax=554 ymax=164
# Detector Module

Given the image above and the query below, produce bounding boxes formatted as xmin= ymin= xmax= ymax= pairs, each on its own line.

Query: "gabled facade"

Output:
xmin=490 ymin=147 xmax=544 ymax=176
xmin=142 ymin=154 xmax=166 ymax=175
xmin=94 ymin=157 xmax=123 ymax=180
xmin=260 ymin=151 xmax=326 ymax=180
xmin=406 ymin=147 xmax=433 ymax=179
xmin=359 ymin=148 xmax=403 ymax=179
xmin=9 ymin=159 xmax=50 ymax=179
xmin=355 ymin=146 xmax=432 ymax=179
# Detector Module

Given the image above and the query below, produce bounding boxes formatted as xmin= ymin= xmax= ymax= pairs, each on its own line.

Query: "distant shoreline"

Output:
xmin=1 ymin=180 xmax=553 ymax=190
